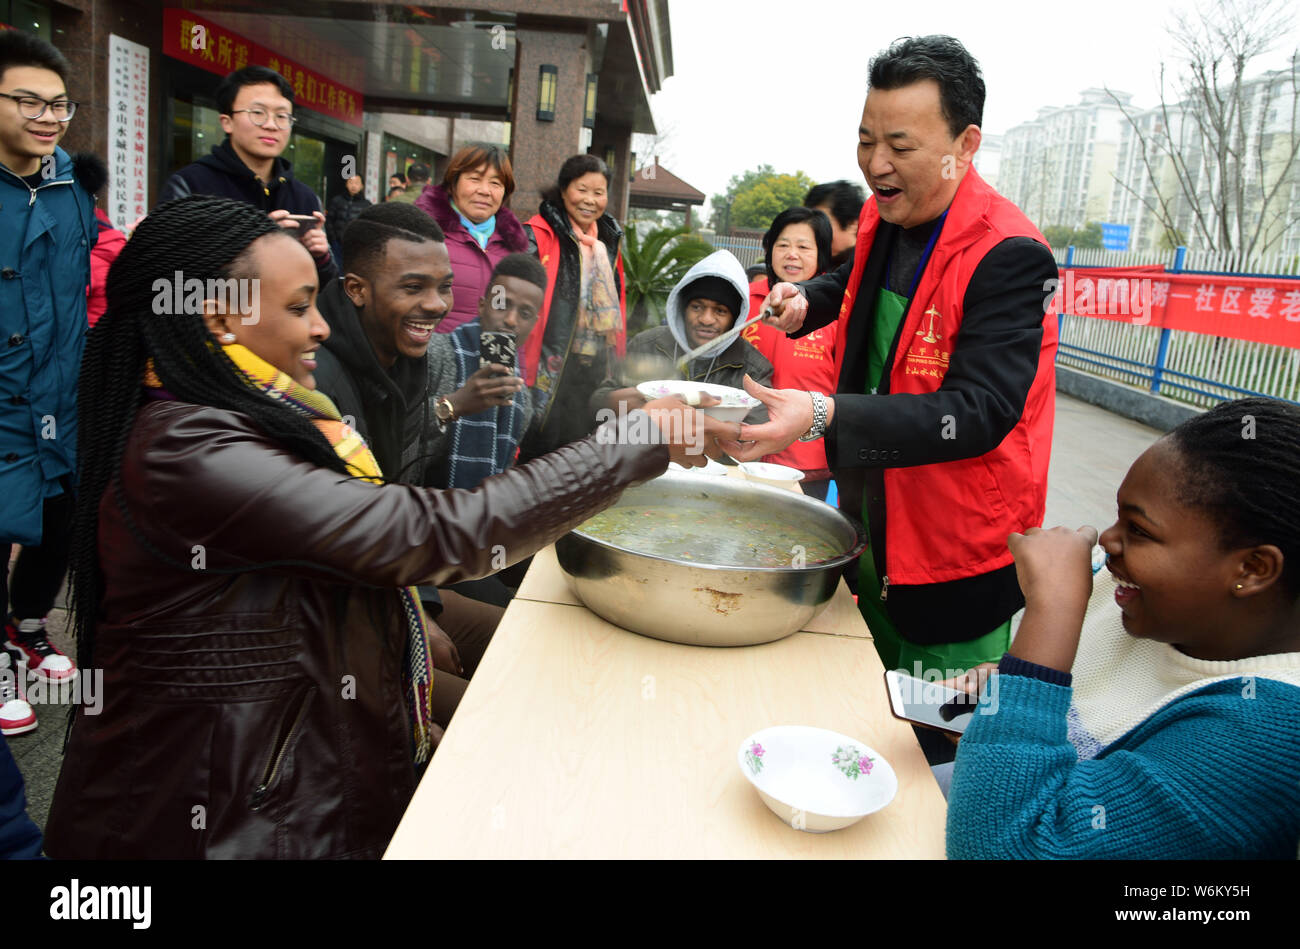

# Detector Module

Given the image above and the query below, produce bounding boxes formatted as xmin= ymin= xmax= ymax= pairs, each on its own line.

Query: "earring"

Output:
xmin=220 ymin=333 xmax=237 ymax=343
xmin=1235 ymin=583 xmax=1244 ymax=590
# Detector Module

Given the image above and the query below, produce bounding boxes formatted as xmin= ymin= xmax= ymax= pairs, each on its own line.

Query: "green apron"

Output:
xmin=856 ymin=285 xmax=1011 ymax=675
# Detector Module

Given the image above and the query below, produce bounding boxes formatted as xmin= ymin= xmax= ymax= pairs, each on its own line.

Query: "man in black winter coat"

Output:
xmin=157 ymin=65 xmax=336 ymax=287
xmin=312 ymin=202 xmax=503 ymax=714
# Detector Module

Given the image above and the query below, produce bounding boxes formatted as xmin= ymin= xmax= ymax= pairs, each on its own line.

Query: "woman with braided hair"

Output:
xmin=943 ymin=397 xmax=1300 ymax=858
xmin=44 ymin=195 xmax=725 ymax=859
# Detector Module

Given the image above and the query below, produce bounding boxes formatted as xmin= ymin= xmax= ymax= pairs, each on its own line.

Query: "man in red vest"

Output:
xmin=731 ymin=35 xmax=1058 ymax=682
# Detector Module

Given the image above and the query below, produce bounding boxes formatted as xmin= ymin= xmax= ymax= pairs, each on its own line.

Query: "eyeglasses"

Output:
xmin=0 ymin=93 xmax=77 ymax=122
xmin=229 ymin=108 xmax=296 ymax=130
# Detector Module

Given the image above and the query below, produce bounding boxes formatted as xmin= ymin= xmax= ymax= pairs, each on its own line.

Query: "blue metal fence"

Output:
xmin=1054 ymin=245 xmax=1300 ymax=407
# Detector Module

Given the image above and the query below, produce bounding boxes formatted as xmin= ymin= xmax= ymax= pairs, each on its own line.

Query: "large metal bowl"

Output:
xmin=556 ymin=474 xmax=866 ymax=646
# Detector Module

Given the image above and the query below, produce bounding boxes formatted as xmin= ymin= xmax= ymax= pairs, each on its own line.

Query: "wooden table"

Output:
xmin=385 ymin=477 xmax=947 ymax=859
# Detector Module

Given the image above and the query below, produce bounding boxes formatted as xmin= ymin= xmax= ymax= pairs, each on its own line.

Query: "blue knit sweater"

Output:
xmin=946 ymin=671 xmax=1300 ymax=859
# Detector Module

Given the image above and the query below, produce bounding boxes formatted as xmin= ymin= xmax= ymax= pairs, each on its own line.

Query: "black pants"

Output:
xmin=2 ymin=489 xmax=74 ymax=622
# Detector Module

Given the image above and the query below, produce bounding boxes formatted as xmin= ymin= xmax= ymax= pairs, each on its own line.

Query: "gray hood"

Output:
xmin=664 ymin=250 xmax=751 ymax=360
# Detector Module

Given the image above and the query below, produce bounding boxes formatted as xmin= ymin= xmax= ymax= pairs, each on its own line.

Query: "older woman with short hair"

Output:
xmin=414 ymin=144 xmax=529 ymax=334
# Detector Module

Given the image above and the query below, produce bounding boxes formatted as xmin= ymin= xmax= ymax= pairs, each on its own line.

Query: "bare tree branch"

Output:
xmin=1114 ymin=0 xmax=1299 ymax=257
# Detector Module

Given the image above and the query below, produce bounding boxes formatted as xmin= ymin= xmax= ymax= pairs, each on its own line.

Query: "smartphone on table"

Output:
xmin=884 ymin=670 xmax=981 ymax=735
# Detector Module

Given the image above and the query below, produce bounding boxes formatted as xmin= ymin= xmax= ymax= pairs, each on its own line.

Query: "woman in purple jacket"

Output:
xmin=414 ymin=145 xmax=529 ymax=334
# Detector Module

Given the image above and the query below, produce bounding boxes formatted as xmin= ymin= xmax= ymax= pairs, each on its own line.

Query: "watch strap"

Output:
xmin=798 ymin=391 xmax=828 ymax=442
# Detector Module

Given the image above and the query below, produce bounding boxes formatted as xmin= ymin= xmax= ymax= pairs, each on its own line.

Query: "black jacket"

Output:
xmin=326 ymin=192 xmax=372 ymax=247
xmin=312 ymin=280 xmax=429 ymax=482
xmin=158 ymin=139 xmax=337 ymax=286
xmin=521 ymin=200 xmax=624 ymax=457
xmin=795 ymin=229 xmax=1057 ymax=643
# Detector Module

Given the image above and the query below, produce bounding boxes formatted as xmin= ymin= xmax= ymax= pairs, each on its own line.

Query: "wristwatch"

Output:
xmin=798 ymin=391 xmax=828 ymax=442
xmin=434 ymin=396 xmax=457 ymax=430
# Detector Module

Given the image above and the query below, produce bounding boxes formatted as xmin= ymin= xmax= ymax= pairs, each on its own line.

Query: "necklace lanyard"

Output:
xmin=884 ymin=209 xmax=948 ymax=300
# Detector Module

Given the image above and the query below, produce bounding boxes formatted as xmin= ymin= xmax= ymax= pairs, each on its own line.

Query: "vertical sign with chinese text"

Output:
xmin=107 ymin=34 xmax=150 ymax=231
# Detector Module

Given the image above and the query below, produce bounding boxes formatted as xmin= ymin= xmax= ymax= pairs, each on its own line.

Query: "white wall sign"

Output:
xmin=365 ymin=130 xmax=382 ymax=203
xmin=107 ymin=34 xmax=150 ymax=231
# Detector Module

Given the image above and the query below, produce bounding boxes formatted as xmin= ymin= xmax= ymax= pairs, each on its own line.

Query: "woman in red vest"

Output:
xmin=742 ymin=207 xmax=837 ymax=500
xmin=520 ymin=155 xmax=627 ymax=460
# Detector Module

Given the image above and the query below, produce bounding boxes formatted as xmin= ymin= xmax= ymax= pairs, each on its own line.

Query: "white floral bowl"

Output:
xmin=738 ymin=725 xmax=898 ymax=833
xmin=636 ymin=380 xmax=760 ymax=424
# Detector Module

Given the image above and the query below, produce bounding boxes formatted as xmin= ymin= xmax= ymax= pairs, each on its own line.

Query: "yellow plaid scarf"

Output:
xmin=144 ymin=344 xmax=438 ymax=762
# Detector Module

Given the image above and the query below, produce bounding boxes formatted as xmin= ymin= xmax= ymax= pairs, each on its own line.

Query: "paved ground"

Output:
xmin=1043 ymin=393 xmax=1164 ymax=534
xmin=6 ymin=392 xmax=1164 ymax=837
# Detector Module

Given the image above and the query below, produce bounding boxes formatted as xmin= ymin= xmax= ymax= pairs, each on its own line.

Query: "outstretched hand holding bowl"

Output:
xmin=719 ymin=375 xmax=831 ymax=462
xmin=640 ymin=393 xmax=731 ymax=468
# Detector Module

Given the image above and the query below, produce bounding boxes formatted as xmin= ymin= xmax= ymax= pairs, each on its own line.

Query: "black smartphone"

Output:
xmin=480 ymin=331 xmax=517 ymax=369
xmin=284 ymin=214 xmax=320 ymax=232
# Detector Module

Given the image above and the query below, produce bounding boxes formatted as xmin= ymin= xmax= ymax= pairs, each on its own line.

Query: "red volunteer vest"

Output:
xmin=831 ymin=168 xmax=1057 ymax=585
xmin=744 ymin=277 xmax=837 ymax=476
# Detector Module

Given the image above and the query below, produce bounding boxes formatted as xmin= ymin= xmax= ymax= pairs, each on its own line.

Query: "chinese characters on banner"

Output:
xmin=1052 ymin=267 xmax=1300 ymax=349
xmin=161 ymin=8 xmax=364 ymax=127
xmin=107 ymin=34 xmax=150 ymax=232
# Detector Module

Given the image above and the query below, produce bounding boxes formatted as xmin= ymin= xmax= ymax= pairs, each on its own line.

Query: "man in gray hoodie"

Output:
xmin=592 ymin=250 xmax=773 ymax=422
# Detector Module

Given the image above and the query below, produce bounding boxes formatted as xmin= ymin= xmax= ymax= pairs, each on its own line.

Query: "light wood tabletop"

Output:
xmin=386 ymin=510 xmax=948 ymax=858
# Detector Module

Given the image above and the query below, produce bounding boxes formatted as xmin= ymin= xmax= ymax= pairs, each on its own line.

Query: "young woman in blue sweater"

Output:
xmin=946 ymin=397 xmax=1300 ymax=859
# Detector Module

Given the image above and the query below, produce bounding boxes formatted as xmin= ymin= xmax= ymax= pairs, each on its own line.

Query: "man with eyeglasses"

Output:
xmin=0 ymin=29 xmax=95 ymax=781
xmin=158 ymin=65 xmax=336 ymax=287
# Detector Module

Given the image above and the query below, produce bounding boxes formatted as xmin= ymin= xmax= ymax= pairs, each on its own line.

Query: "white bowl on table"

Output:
xmin=636 ymin=380 xmax=760 ymax=424
xmin=738 ymin=725 xmax=898 ymax=833
xmin=738 ymin=462 xmax=805 ymax=489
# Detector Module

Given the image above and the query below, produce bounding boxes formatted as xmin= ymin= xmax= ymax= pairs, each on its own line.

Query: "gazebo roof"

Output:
xmin=629 ymin=161 xmax=706 ymax=211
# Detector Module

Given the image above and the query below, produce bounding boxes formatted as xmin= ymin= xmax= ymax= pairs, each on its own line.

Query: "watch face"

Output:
xmin=436 ymin=399 xmax=453 ymax=422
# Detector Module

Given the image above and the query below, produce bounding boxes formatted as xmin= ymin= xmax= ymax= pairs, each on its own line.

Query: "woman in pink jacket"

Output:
xmin=414 ymin=145 xmax=529 ymax=334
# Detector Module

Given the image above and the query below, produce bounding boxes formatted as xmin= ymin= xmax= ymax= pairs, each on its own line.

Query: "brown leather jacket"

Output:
xmin=44 ymin=400 xmax=667 ymax=859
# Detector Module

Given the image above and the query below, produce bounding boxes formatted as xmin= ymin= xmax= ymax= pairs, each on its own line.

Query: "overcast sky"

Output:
xmin=646 ymin=0 xmax=1300 ymax=211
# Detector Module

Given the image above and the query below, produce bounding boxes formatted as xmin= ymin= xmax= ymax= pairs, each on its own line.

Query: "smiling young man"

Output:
xmin=0 ymin=30 xmax=97 ymax=720
xmin=739 ymin=35 xmax=1059 ymax=685
xmin=158 ymin=66 xmax=336 ymax=288
xmin=592 ymin=250 xmax=772 ymax=423
xmin=313 ymin=200 xmax=503 ymax=696
xmin=314 ymin=202 xmax=450 ymax=480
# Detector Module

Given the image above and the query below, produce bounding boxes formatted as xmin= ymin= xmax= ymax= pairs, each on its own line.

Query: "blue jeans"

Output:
xmin=0 ymin=734 xmax=43 ymax=858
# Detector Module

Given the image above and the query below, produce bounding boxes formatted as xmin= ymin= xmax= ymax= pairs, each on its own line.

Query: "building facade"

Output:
xmin=996 ymin=74 xmax=1300 ymax=258
xmin=996 ymin=88 xmax=1130 ymax=235
xmin=12 ymin=0 xmax=670 ymax=230
xmin=1108 ymin=68 xmax=1300 ymax=258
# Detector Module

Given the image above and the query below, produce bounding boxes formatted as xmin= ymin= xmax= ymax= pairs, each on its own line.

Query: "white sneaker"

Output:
xmin=4 ymin=616 xmax=76 ymax=683
xmin=0 ymin=651 xmax=36 ymax=736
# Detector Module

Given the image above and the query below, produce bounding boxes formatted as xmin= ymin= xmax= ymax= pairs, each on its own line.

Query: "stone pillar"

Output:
xmin=54 ymin=0 xmax=156 ymax=182
xmin=509 ymin=22 xmax=589 ymax=222
xmin=589 ymin=114 xmax=632 ymax=224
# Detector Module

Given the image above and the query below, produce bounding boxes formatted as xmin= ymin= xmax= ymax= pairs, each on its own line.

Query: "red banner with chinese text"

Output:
xmin=162 ymin=9 xmax=364 ymax=127
xmin=1052 ymin=267 xmax=1300 ymax=349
